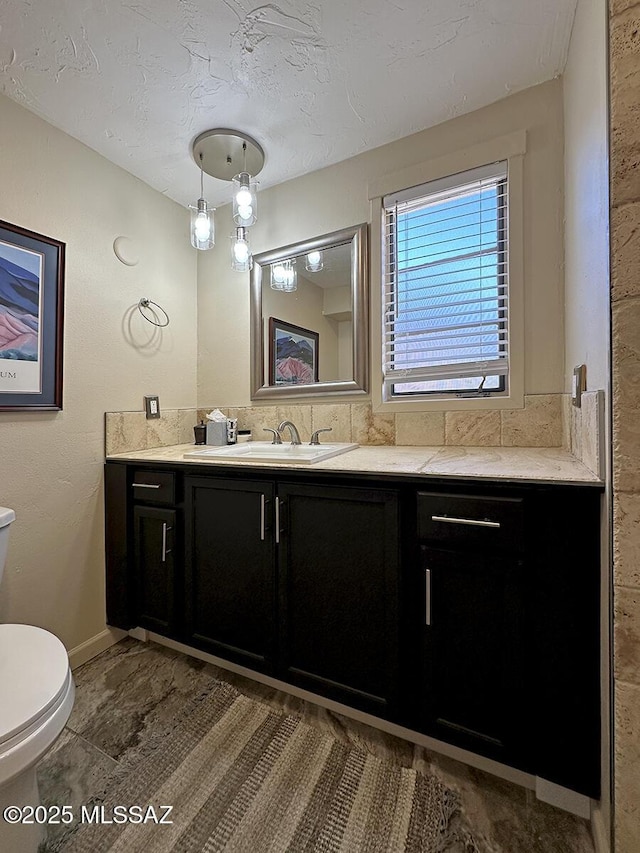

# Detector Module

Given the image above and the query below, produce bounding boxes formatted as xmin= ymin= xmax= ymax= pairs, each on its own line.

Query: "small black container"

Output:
xmin=193 ymin=420 xmax=206 ymax=445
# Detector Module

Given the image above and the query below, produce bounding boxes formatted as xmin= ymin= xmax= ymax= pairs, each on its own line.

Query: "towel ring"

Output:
xmin=138 ymin=298 xmax=170 ymax=328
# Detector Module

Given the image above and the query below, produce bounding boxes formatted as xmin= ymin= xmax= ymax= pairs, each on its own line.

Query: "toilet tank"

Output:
xmin=0 ymin=507 xmax=16 ymax=584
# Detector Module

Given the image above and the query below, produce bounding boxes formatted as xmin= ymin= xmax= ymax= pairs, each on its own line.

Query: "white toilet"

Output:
xmin=0 ymin=507 xmax=75 ymax=852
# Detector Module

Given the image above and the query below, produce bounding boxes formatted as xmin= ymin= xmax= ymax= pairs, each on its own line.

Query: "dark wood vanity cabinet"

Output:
xmin=133 ymin=505 xmax=178 ymax=635
xmin=414 ymin=492 xmax=528 ymax=766
xmin=276 ymin=482 xmax=399 ymax=715
xmin=105 ymin=460 xmax=602 ymax=799
xmin=106 ymin=464 xmax=180 ymax=636
xmin=184 ymin=476 xmax=276 ymax=671
xmin=181 ymin=477 xmax=400 ymax=713
xmin=418 ymin=547 xmax=526 ymax=757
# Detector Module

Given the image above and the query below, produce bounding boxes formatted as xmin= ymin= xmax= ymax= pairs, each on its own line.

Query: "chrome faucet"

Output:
xmin=263 ymin=427 xmax=283 ymax=445
xmin=278 ymin=420 xmax=302 ymax=445
xmin=310 ymin=428 xmax=332 ymax=445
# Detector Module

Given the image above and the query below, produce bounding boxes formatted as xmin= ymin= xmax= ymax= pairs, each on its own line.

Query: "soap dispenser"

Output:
xmin=193 ymin=420 xmax=206 ymax=445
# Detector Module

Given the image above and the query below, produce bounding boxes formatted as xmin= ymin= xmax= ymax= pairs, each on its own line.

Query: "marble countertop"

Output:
xmin=106 ymin=443 xmax=602 ymax=486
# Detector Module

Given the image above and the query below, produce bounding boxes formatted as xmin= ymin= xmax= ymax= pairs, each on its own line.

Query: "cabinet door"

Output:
xmin=106 ymin=463 xmax=134 ymax=630
xmin=134 ymin=506 xmax=178 ymax=635
xmin=277 ymin=483 xmax=399 ymax=716
xmin=184 ymin=477 xmax=275 ymax=671
xmin=420 ymin=546 xmax=526 ymax=763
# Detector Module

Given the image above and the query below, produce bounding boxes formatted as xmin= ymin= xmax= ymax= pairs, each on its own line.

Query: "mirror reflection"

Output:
xmin=263 ymin=242 xmax=353 ymax=386
xmin=250 ymin=224 xmax=368 ymax=400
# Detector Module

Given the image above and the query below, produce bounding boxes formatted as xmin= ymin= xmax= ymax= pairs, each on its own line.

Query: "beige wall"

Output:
xmin=198 ymin=80 xmax=565 ymax=408
xmin=564 ymin=0 xmax=611 ymax=395
xmin=0 ymin=93 xmax=197 ymax=652
xmin=564 ymin=0 xmax=611 ymax=846
xmin=610 ymin=0 xmax=640 ymax=850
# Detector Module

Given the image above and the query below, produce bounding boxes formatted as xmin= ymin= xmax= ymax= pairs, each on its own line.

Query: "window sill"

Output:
xmin=373 ymin=391 xmax=524 ymax=414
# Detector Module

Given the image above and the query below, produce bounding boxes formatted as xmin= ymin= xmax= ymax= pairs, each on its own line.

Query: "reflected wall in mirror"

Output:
xmin=250 ymin=224 xmax=368 ymax=399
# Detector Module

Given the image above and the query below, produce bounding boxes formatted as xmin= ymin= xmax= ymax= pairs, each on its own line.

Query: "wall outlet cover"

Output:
xmin=144 ymin=395 xmax=160 ymax=419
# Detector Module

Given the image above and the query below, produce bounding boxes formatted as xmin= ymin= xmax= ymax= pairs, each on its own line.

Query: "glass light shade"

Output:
xmin=189 ymin=198 xmax=215 ymax=250
xmin=233 ymin=172 xmax=258 ymax=227
xmin=305 ymin=250 xmax=323 ymax=272
xmin=230 ymin=228 xmax=253 ymax=272
xmin=271 ymin=258 xmax=296 ymax=292
xmin=271 ymin=263 xmax=285 ymax=290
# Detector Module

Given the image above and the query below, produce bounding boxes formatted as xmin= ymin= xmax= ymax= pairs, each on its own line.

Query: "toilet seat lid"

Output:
xmin=0 ymin=624 xmax=70 ymax=745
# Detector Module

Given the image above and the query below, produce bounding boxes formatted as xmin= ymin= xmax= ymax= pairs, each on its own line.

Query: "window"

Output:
xmin=382 ymin=162 xmax=509 ymax=399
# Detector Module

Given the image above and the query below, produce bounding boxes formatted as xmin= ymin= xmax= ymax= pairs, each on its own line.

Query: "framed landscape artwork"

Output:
xmin=269 ymin=318 xmax=319 ymax=386
xmin=0 ymin=219 xmax=65 ymax=411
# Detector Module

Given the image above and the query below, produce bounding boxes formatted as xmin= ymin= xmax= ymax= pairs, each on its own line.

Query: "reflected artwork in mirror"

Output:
xmin=250 ymin=224 xmax=368 ymax=399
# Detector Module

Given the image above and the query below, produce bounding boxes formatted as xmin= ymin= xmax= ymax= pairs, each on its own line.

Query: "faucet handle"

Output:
xmin=263 ymin=427 xmax=283 ymax=445
xmin=309 ymin=428 xmax=333 ymax=446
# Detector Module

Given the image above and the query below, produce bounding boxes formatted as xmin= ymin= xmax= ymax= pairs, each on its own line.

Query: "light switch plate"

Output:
xmin=144 ymin=395 xmax=160 ymax=419
xmin=572 ymin=365 xmax=586 ymax=408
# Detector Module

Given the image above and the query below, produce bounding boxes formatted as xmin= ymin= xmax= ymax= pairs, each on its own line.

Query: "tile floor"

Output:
xmin=37 ymin=638 xmax=595 ymax=852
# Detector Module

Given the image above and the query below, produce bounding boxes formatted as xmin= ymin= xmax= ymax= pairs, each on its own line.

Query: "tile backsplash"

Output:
xmin=105 ymin=391 xmax=602 ymax=477
xmin=562 ymin=390 xmax=604 ymax=478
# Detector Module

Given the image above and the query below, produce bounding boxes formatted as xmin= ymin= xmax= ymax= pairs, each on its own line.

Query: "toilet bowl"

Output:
xmin=0 ymin=507 xmax=75 ymax=852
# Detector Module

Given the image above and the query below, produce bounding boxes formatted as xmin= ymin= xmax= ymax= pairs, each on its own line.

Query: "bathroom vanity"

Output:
xmin=104 ymin=445 xmax=603 ymax=800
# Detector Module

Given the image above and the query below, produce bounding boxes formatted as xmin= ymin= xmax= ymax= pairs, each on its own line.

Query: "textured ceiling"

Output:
xmin=0 ymin=0 xmax=577 ymax=207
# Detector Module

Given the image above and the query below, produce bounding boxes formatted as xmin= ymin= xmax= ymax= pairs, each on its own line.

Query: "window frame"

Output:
xmin=384 ymin=165 xmax=509 ymax=399
xmin=367 ymin=131 xmax=526 ymax=413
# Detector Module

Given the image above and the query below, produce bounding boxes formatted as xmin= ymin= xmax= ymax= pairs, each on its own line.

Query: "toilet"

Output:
xmin=0 ymin=507 xmax=75 ymax=853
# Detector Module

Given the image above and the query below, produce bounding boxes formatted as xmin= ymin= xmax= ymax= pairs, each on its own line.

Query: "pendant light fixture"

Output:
xmin=232 ymin=144 xmax=258 ymax=227
xmin=189 ymin=152 xmax=215 ymax=251
xmin=230 ymin=227 xmax=252 ymax=272
xmin=191 ymin=129 xmax=265 ymax=270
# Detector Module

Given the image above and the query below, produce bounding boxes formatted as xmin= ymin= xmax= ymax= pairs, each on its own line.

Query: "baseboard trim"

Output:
xmin=535 ymin=778 xmax=591 ymax=819
xmin=591 ymin=805 xmax=611 ymax=853
xmin=144 ymin=631 xmax=537 ymax=791
xmin=128 ymin=627 xmax=149 ymax=642
xmin=68 ymin=627 xmax=126 ymax=669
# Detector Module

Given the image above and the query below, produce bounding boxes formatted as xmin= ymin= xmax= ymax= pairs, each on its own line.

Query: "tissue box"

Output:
xmin=206 ymin=421 xmax=227 ymax=446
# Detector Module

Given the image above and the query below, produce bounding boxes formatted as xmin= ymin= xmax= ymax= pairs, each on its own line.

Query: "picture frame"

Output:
xmin=268 ymin=317 xmax=319 ymax=386
xmin=0 ymin=219 xmax=65 ymax=411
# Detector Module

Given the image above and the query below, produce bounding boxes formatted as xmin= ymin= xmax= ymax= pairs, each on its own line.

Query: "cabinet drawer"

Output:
xmin=131 ymin=470 xmax=176 ymax=505
xmin=417 ymin=491 xmax=523 ymax=550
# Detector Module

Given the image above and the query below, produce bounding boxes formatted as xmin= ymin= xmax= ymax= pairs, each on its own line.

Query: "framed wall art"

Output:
xmin=268 ymin=318 xmax=319 ymax=386
xmin=0 ymin=219 xmax=65 ymax=411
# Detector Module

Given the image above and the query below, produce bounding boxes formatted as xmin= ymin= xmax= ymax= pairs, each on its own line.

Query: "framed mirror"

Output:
xmin=250 ymin=223 xmax=369 ymax=399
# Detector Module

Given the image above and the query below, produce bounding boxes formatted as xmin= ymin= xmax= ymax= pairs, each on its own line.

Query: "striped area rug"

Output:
xmin=62 ymin=682 xmax=464 ymax=853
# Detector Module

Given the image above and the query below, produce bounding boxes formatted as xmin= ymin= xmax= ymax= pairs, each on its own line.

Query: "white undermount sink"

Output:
xmin=184 ymin=441 xmax=359 ymax=465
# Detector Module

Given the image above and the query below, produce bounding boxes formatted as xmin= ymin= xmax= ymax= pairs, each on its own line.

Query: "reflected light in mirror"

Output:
xmin=305 ymin=250 xmax=323 ymax=272
xmin=271 ymin=259 xmax=297 ymax=292
xmin=251 ymin=223 xmax=368 ymax=399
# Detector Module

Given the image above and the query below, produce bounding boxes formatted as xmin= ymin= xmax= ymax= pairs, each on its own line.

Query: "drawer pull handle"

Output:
xmin=275 ymin=497 xmax=280 ymax=544
xmin=431 ymin=515 xmax=500 ymax=529
xmin=132 ymin=483 xmax=162 ymax=489
xmin=260 ymin=494 xmax=266 ymax=541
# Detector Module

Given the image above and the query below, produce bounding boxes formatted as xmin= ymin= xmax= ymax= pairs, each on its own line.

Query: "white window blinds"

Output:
xmin=382 ymin=162 xmax=509 ymax=396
